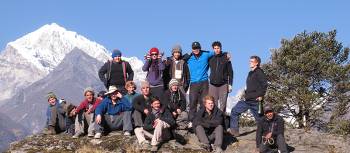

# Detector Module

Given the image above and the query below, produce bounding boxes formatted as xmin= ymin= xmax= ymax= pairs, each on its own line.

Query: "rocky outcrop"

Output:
xmin=6 ymin=127 xmax=350 ymax=153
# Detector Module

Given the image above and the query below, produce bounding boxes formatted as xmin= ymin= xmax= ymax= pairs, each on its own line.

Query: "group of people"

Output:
xmin=44 ymin=41 xmax=289 ymax=153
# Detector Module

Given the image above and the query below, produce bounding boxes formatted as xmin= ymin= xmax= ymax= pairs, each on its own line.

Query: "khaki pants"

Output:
xmin=75 ymin=112 xmax=95 ymax=135
xmin=134 ymin=120 xmax=170 ymax=146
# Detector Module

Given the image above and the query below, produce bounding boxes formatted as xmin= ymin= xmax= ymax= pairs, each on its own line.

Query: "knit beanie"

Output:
xmin=83 ymin=87 xmax=95 ymax=96
xmin=168 ymin=79 xmax=179 ymax=89
xmin=149 ymin=47 xmax=159 ymax=55
xmin=46 ymin=92 xmax=57 ymax=101
xmin=171 ymin=45 xmax=182 ymax=54
xmin=112 ymin=49 xmax=122 ymax=58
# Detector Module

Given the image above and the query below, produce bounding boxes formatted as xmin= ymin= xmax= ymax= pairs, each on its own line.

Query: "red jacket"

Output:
xmin=76 ymin=98 xmax=102 ymax=113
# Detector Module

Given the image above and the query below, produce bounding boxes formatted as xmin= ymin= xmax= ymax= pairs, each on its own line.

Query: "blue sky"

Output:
xmin=0 ymin=0 xmax=349 ymax=94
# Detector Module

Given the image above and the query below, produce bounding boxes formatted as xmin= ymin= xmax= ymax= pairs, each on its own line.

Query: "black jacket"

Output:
xmin=163 ymin=57 xmax=190 ymax=92
xmin=256 ymin=114 xmax=285 ymax=148
xmin=163 ymin=89 xmax=186 ymax=113
xmin=98 ymin=60 xmax=134 ymax=88
xmin=245 ymin=67 xmax=268 ymax=101
xmin=193 ymin=106 xmax=224 ymax=131
xmin=143 ymin=108 xmax=175 ymax=133
xmin=209 ymin=52 xmax=233 ymax=86
xmin=132 ymin=94 xmax=152 ymax=113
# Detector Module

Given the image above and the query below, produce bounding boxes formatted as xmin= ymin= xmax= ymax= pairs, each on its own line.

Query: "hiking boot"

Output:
xmin=124 ymin=131 xmax=131 ymax=136
xmin=72 ymin=132 xmax=83 ymax=139
xmin=228 ymin=128 xmax=240 ymax=137
xmin=151 ymin=145 xmax=158 ymax=152
xmin=43 ymin=126 xmax=56 ymax=135
xmin=94 ymin=132 xmax=102 ymax=139
xmin=214 ymin=146 xmax=223 ymax=153
xmin=87 ymin=132 xmax=94 ymax=137
xmin=140 ymin=140 xmax=150 ymax=149
xmin=199 ymin=143 xmax=211 ymax=152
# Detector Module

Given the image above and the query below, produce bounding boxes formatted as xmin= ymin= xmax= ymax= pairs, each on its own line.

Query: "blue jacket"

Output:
xmin=95 ymin=97 xmax=132 ymax=116
xmin=46 ymin=100 xmax=64 ymax=126
xmin=185 ymin=50 xmax=214 ymax=83
xmin=124 ymin=92 xmax=140 ymax=105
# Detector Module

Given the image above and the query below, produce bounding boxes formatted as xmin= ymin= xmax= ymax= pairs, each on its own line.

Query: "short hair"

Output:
xmin=125 ymin=81 xmax=137 ymax=90
xmin=141 ymin=81 xmax=150 ymax=88
xmin=212 ymin=41 xmax=222 ymax=48
xmin=150 ymin=96 xmax=161 ymax=104
xmin=250 ymin=55 xmax=261 ymax=67
xmin=203 ymin=95 xmax=215 ymax=104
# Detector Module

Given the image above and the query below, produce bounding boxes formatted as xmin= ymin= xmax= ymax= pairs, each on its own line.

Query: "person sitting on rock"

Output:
xmin=255 ymin=104 xmax=289 ymax=153
xmin=97 ymin=90 xmax=107 ymax=100
xmin=193 ymin=95 xmax=224 ymax=153
xmin=44 ymin=92 xmax=66 ymax=135
xmin=134 ymin=96 xmax=175 ymax=152
xmin=124 ymin=81 xmax=140 ymax=105
xmin=94 ymin=86 xmax=133 ymax=139
xmin=163 ymin=79 xmax=188 ymax=129
xmin=62 ymin=102 xmax=77 ymax=135
xmin=132 ymin=81 xmax=153 ymax=128
xmin=72 ymin=87 xmax=102 ymax=138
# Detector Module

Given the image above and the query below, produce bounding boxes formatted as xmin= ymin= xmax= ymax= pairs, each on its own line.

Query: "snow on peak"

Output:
xmin=6 ymin=23 xmax=110 ymax=72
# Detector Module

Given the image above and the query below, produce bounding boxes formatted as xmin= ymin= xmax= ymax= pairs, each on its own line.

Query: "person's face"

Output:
xmin=151 ymin=52 xmax=158 ymax=60
xmin=141 ymin=86 xmax=150 ymax=96
xmin=151 ymin=100 xmax=161 ymax=110
xmin=213 ymin=46 xmax=221 ymax=55
xmin=173 ymin=52 xmax=181 ymax=60
xmin=192 ymin=48 xmax=200 ymax=55
xmin=204 ymin=100 xmax=214 ymax=111
xmin=126 ymin=85 xmax=135 ymax=94
xmin=113 ymin=56 xmax=122 ymax=62
xmin=48 ymin=97 xmax=56 ymax=106
xmin=265 ymin=111 xmax=274 ymax=120
xmin=110 ymin=91 xmax=119 ymax=101
xmin=171 ymin=85 xmax=178 ymax=92
xmin=249 ymin=58 xmax=259 ymax=69
xmin=85 ymin=91 xmax=94 ymax=102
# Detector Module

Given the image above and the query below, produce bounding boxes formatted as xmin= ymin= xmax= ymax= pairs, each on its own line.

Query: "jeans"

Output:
xmin=230 ymin=100 xmax=259 ymax=131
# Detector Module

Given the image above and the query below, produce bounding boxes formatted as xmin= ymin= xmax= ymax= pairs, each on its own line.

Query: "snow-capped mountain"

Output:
xmin=0 ymin=23 xmax=145 ymax=103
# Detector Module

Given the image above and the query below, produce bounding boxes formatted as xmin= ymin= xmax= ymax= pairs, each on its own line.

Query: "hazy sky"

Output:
xmin=0 ymin=0 xmax=349 ymax=94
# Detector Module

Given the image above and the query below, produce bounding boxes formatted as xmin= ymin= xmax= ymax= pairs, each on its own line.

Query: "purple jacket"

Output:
xmin=142 ymin=59 xmax=165 ymax=86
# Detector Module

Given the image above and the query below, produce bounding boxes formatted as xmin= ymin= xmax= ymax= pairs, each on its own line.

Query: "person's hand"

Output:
xmin=226 ymin=53 xmax=231 ymax=61
xmin=145 ymin=54 xmax=151 ymax=60
xmin=116 ymin=92 xmax=123 ymax=98
xmin=153 ymin=118 xmax=160 ymax=128
xmin=172 ymin=112 xmax=177 ymax=117
xmin=256 ymin=96 xmax=263 ymax=102
xmin=96 ymin=115 xmax=102 ymax=124
xmin=157 ymin=53 xmax=162 ymax=59
xmin=176 ymin=109 xmax=182 ymax=114
xmin=228 ymin=85 xmax=233 ymax=93
xmin=144 ymin=109 xmax=149 ymax=115
xmin=265 ymin=132 xmax=272 ymax=139
xmin=69 ymin=108 xmax=77 ymax=117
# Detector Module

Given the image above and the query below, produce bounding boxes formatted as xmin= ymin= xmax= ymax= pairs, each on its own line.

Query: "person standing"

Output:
xmin=142 ymin=47 xmax=166 ymax=101
xmin=98 ymin=49 xmax=134 ymax=94
xmin=184 ymin=42 xmax=214 ymax=123
xmin=164 ymin=44 xmax=190 ymax=95
xmin=229 ymin=55 xmax=268 ymax=137
xmin=208 ymin=41 xmax=233 ymax=113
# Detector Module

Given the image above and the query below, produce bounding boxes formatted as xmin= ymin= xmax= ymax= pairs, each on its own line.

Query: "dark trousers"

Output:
xmin=259 ymin=134 xmax=289 ymax=153
xmin=48 ymin=106 xmax=66 ymax=133
xmin=189 ymin=81 xmax=209 ymax=121
xmin=150 ymin=85 xmax=165 ymax=102
xmin=209 ymin=84 xmax=228 ymax=113
xmin=95 ymin=111 xmax=133 ymax=133
xmin=230 ymin=100 xmax=259 ymax=131
xmin=195 ymin=125 xmax=223 ymax=148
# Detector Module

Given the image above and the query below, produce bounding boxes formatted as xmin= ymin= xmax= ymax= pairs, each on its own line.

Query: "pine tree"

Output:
xmin=263 ymin=30 xmax=350 ymax=129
